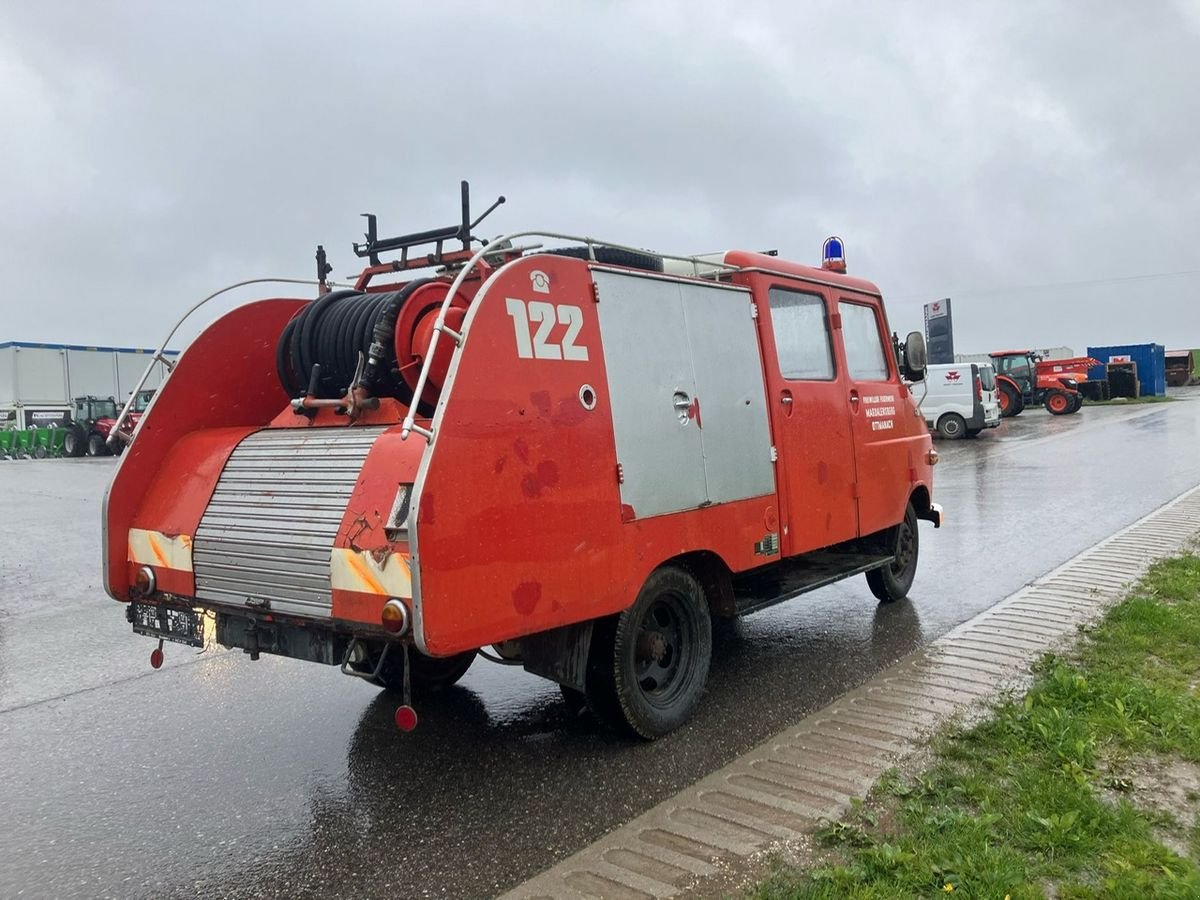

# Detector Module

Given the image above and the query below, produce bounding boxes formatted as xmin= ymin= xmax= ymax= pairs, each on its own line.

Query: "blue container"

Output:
xmin=1086 ymin=343 xmax=1166 ymax=396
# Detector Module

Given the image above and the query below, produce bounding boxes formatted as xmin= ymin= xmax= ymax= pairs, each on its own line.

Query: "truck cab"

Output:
xmin=104 ymin=193 xmax=940 ymax=739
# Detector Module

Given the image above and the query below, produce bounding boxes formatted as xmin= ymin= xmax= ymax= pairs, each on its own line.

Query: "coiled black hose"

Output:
xmin=275 ymin=279 xmax=431 ymax=403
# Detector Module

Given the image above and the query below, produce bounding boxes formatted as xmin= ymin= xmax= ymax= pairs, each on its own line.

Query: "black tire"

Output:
xmin=364 ymin=647 xmax=476 ymax=692
xmin=1044 ymin=390 xmax=1072 ymax=415
xmin=64 ymin=428 xmax=86 ymax=457
xmin=585 ymin=565 xmax=712 ymax=739
xmin=1068 ymin=394 xmax=1083 ymax=414
xmin=866 ymin=504 xmax=920 ymax=603
xmin=544 ymin=245 xmax=664 ymax=273
xmin=936 ymin=413 xmax=966 ymax=440
xmin=87 ymin=433 xmax=107 ymax=457
xmin=999 ymin=383 xmax=1022 ymax=418
xmin=112 ymin=440 xmax=125 ymax=456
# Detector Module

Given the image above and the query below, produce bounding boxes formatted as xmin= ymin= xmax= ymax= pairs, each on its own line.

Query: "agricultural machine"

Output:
xmin=64 ymin=396 xmax=124 ymax=456
xmin=990 ymin=350 xmax=1097 ymax=417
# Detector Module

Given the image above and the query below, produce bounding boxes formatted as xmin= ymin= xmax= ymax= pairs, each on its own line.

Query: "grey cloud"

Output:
xmin=1 ymin=1 xmax=1197 ymax=355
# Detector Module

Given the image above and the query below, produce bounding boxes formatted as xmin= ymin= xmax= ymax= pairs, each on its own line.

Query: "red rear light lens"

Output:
xmin=381 ymin=599 xmax=410 ymax=635
xmin=134 ymin=565 xmax=156 ymax=597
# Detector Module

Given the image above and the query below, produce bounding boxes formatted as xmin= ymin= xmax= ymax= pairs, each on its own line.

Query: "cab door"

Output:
xmin=758 ymin=282 xmax=858 ymax=555
xmin=836 ymin=296 xmax=911 ymax=537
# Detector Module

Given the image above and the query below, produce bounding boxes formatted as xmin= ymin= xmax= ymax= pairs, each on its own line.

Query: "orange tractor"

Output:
xmin=990 ymin=350 xmax=1098 ymax=417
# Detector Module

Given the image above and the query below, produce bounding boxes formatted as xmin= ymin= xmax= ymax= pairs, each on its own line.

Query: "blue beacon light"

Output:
xmin=822 ymin=236 xmax=846 ymax=272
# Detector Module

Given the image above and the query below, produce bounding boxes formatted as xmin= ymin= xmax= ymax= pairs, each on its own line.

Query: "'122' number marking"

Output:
xmin=505 ymin=299 xmax=589 ymax=361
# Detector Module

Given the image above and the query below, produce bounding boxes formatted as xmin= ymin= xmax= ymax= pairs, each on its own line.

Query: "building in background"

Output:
xmin=1 ymin=341 xmax=178 ymax=427
xmin=1087 ymin=343 xmax=1166 ymax=398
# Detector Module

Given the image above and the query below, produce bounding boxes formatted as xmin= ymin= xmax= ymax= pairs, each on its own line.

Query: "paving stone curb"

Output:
xmin=501 ymin=485 xmax=1200 ymax=900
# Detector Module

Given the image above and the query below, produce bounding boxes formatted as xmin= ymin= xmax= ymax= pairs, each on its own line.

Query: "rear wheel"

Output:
xmin=998 ymin=383 xmax=1022 ymax=418
xmin=359 ymin=647 xmax=477 ymax=691
xmin=866 ymin=504 xmax=920 ymax=603
xmin=64 ymin=428 xmax=86 ymax=457
xmin=1044 ymin=391 xmax=1072 ymax=415
xmin=585 ymin=565 xmax=712 ymax=739
xmin=936 ymin=413 xmax=966 ymax=440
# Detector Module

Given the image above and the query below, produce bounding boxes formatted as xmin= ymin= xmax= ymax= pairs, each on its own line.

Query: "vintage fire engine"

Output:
xmin=105 ymin=185 xmax=941 ymax=739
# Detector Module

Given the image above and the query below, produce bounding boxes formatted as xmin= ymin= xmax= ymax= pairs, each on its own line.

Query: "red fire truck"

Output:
xmin=104 ymin=186 xmax=940 ymax=739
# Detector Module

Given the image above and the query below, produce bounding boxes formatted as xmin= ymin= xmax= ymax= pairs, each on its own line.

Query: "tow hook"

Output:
xmin=150 ymin=638 xmax=165 ymax=670
xmin=394 ymin=643 xmax=419 ymax=733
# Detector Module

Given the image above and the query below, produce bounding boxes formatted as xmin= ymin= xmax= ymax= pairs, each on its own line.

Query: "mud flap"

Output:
xmin=521 ymin=620 xmax=595 ymax=691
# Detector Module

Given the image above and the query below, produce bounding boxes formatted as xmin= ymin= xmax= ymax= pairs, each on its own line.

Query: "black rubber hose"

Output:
xmin=360 ymin=278 xmax=433 ymax=394
xmin=274 ymin=280 xmax=434 ymax=404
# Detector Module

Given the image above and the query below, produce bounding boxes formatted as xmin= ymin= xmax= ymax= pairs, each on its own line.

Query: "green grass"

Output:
xmin=748 ymin=554 xmax=1200 ymax=900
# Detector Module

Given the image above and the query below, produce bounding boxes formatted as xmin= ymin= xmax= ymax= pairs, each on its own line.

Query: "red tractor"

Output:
xmin=63 ymin=396 xmax=124 ymax=456
xmin=990 ymin=350 xmax=1094 ymax=417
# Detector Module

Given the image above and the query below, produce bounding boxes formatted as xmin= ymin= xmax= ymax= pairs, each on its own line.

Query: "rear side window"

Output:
xmin=838 ymin=301 xmax=890 ymax=381
xmin=978 ymin=365 xmax=996 ymax=391
xmin=768 ymin=288 xmax=835 ymax=380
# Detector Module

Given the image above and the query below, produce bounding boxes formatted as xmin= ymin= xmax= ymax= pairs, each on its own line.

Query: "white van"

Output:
xmin=914 ymin=363 xmax=1001 ymax=439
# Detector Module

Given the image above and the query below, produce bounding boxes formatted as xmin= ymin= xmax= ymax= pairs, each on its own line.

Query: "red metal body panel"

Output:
xmin=835 ymin=291 xmax=922 ymax=537
xmin=104 ymin=298 xmax=307 ymax=600
xmin=413 ymin=255 xmax=779 ymax=655
xmin=329 ymin=427 xmax=424 ymax=624
xmin=747 ymin=274 xmax=858 ymax=553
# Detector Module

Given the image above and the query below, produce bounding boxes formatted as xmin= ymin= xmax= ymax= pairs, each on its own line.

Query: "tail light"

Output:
xmin=975 ymin=375 xmax=982 ymax=401
xmin=133 ymin=565 xmax=156 ymax=597
xmin=381 ymin=598 xmax=411 ymax=635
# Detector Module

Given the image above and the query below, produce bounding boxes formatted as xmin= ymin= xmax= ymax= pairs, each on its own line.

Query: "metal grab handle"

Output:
xmin=106 ymin=276 xmax=344 ymax=449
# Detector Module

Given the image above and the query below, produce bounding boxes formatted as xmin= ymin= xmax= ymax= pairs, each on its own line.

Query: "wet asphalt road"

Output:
xmin=3 ymin=393 xmax=1200 ymax=899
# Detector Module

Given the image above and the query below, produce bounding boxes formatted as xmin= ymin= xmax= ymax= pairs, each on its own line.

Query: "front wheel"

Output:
xmin=866 ymin=503 xmax=919 ymax=603
xmin=1044 ymin=390 xmax=1072 ymax=415
xmin=86 ymin=433 xmax=107 ymax=456
xmin=586 ymin=565 xmax=712 ymax=739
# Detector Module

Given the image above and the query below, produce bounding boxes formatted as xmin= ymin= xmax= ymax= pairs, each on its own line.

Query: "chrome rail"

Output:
xmin=399 ymin=231 xmax=739 ymax=442
xmin=106 ymin=277 xmax=343 ymax=448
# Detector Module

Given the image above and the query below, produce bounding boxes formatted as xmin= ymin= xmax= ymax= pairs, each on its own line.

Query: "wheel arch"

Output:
xmin=909 ymin=484 xmax=941 ymax=527
xmin=658 ymin=550 xmax=736 ymax=618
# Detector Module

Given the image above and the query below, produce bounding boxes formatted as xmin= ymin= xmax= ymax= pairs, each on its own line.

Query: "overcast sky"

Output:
xmin=3 ymin=1 xmax=1199 ymax=356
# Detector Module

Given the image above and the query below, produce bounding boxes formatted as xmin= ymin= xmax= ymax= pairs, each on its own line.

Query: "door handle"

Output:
xmin=780 ymin=389 xmax=794 ymax=417
xmin=849 ymin=389 xmax=860 ymax=410
xmin=673 ymin=390 xmax=692 ymax=424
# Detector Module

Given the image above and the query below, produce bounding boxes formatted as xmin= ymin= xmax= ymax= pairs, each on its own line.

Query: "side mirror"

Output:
xmin=903 ymin=331 xmax=927 ymax=381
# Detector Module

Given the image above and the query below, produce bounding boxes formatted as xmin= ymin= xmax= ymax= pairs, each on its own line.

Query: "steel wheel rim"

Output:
xmin=633 ymin=592 xmax=696 ymax=709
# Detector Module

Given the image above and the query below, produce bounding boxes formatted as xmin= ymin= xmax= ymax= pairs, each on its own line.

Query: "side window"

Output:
xmin=838 ymin=301 xmax=891 ymax=381
xmin=767 ymin=288 xmax=835 ymax=380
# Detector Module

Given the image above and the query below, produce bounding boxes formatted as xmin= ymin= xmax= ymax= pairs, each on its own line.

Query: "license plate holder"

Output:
xmin=130 ymin=602 xmax=204 ymax=648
